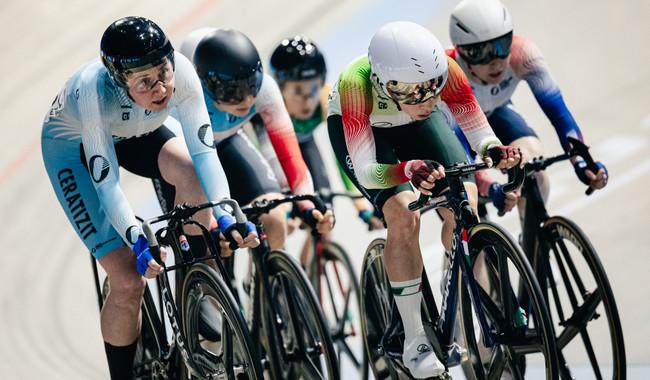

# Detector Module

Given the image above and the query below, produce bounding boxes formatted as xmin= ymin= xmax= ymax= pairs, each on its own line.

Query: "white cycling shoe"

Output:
xmin=403 ymin=333 xmax=446 ymax=379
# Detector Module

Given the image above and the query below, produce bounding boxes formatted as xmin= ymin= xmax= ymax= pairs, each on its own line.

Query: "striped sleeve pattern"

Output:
xmin=510 ymin=36 xmax=583 ymax=151
xmin=441 ymin=56 xmax=501 ymax=156
xmin=338 ymin=57 xmax=408 ymax=189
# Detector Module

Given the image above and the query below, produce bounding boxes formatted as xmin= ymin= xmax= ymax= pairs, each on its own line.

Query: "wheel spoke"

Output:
xmin=557 ymin=288 xmax=603 ymax=349
xmin=556 ymin=238 xmax=588 ymax=296
xmin=486 ymin=345 xmax=506 ymax=380
xmin=580 ymin=327 xmax=603 ymax=380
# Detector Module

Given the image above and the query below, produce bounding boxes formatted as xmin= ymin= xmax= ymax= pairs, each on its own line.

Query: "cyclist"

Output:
xmin=175 ymin=27 xmax=335 ymax=251
xmin=448 ymin=0 xmax=608 ymax=216
xmin=327 ymin=21 xmax=520 ymax=378
xmin=267 ymin=36 xmax=384 ymax=263
xmin=41 ymin=17 xmax=257 ymax=379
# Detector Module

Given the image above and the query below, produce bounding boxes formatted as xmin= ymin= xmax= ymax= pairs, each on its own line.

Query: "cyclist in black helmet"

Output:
xmin=41 ymin=17 xmax=257 ymax=379
xmin=265 ymin=36 xmax=383 ymax=264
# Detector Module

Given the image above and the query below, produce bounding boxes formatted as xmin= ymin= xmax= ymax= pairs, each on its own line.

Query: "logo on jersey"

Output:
xmin=145 ymin=109 xmax=152 ymax=116
xmin=125 ymin=225 xmax=140 ymax=246
xmin=378 ymin=101 xmax=388 ymax=110
xmin=416 ymin=344 xmax=431 ymax=354
xmin=345 ymin=155 xmax=355 ymax=172
xmin=490 ymin=76 xmax=514 ymax=96
xmin=89 ymin=155 xmax=110 ymax=183
xmin=57 ymin=168 xmax=97 ymax=240
xmin=371 ymin=121 xmax=393 ymax=127
xmin=198 ymin=124 xmax=214 ymax=148
xmin=122 ymin=112 xmax=130 ymax=121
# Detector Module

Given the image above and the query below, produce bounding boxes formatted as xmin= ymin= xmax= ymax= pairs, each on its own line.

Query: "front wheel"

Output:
xmin=309 ymin=241 xmax=368 ymax=379
xmin=358 ymin=238 xmax=406 ymax=380
xmin=535 ymin=216 xmax=625 ymax=379
xmin=459 ymin=222 xmax=559 ymax=380
xmin=181 ymin=263 xmax=263 ymax=380
xmin=263 ymin=249 xmax=340 ymax=379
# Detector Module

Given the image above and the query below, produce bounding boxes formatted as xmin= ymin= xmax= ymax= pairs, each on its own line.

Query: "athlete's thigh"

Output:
xmin=217 ymin=130 xmax=281 ymax=205
xmin=487 ymin=102 xmax=537 ymax=145
xmin=327 ymin=114 xmax=411 ymax=217
xmin=112 ymin=125 xmax=177 ymax=179
xmin=42 ymin=138 xmax=124 ymax=259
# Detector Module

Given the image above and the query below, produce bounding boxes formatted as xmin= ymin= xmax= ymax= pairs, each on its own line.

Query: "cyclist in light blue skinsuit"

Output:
xmin=41 ymin=17 xmax=257 ymax=380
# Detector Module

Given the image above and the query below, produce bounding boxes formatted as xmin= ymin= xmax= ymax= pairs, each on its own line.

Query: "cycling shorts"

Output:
xmin=43 ymin=126 xmax=175 ymax=259
xmin=328 ymin=107 xmax=471 ymax=216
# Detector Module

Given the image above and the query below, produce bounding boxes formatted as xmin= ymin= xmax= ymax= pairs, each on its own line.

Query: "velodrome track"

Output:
xmin=0 ymin=0 xmax=648 ymax=378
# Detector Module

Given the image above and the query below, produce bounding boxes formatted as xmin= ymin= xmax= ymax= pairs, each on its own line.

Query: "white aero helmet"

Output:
xmin=179 ymin=27 xmax=217 ymax=63
xmin=450 ymin=0 xmax=513 ymax=46
xmin=368 ymin=21 xmax=448 ymax=102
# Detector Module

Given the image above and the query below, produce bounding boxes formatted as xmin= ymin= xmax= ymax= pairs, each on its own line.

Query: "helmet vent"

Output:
xmin=455 ymin=22 xmax=470 ymax=34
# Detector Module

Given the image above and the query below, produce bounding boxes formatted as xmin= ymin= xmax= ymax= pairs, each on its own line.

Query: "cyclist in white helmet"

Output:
xmin=328 ymin=21 xmax=520 ymax=378
xmin=448 ymin=0 xmax=608 ymax=215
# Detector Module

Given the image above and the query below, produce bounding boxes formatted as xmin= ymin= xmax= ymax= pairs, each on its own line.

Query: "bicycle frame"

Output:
xmin=410 ymin=162 xmax=525 ymax=362
xmin=140 ymin=198 xmax=246 ymax=378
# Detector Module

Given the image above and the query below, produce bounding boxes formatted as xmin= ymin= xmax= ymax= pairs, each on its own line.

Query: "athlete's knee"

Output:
xmin=383 ymin=193 xmax=420 ymax=239
xmin=107 ymin=275 xmax=145 ymax=309
xmin=260 ymin=208 xmax=287 ymax=237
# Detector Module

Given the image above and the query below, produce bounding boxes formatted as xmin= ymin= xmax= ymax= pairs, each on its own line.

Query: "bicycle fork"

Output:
xmin=158 ymin=270 xmax=205 ymax=378
xmin=455 ymin=228 xmax=497 ymax=348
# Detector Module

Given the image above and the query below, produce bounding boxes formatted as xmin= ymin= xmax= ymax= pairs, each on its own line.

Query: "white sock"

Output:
xmin=391 ymin=277 xmax=425 ymax=343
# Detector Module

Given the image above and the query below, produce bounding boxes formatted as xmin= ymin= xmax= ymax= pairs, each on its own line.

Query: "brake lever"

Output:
xmin=567 ymin=137 xmax=598 ymax=195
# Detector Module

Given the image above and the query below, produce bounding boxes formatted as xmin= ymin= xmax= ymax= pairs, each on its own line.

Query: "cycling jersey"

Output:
xmin=42 ymin=53 xmax=229 ymax=255
xmin=202 ymin=72 xmax=314 ymax=198
xmin=328 ymin=55 xmax=500 ymax=190
xmin=447 ymin=35 xmax=583 ymax=151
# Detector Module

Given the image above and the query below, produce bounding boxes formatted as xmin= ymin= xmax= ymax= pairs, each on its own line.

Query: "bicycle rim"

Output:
xmin=460 ymin=222 xmax=559 ymax=380
xmin=537 ymin=216 xmax=625 ymax=379
xmin=182 ymin=263 xmax=263 ymax=380
xmin=359 ymin=238 xmax=406 ymax=380
xmin=264 ymin=249 xmax=340 ymax=380
xmin=316 ymin=241 xmax=368 ymax=379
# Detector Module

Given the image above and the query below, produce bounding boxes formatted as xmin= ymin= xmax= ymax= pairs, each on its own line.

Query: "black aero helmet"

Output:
xmin=193 ymin=29 xmax=263 ymax=103
xmin=269 ymin=36 xmax=326 ymax=83
xmin=100 ymin=16 xmax=174 ymax=88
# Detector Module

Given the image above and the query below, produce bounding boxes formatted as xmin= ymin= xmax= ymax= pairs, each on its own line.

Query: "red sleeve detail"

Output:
xmin=445 ymin=48 xmax=457 ymax=61
xmin=440 ymin=56 xmax=488 ymax=134
xmin=259 ymin=104 xmax=313 ymax=195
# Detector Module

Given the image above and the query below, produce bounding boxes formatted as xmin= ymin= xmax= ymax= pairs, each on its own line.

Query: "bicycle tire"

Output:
xmin=359 ymin=238 xmax=406 ymax=380
xmin=459 ymin=222 xmax=559 ymax=380
xmin=536 ymin=216 xmax=625 ymax=380
xmin=263 ymin=249 xmax=340 ymax=380
xmin=180 ymin=263 xmax=264 ymax=380
xmin=315 ymin=241 xmax=369 ymax=380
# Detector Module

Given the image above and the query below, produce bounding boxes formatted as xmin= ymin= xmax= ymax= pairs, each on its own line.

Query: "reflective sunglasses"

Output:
xmin=457 ymin=32 xmax=513 ymax=65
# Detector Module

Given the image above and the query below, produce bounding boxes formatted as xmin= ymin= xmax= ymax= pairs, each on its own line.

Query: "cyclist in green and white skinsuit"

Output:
xmin=328 ymin=22 xmax=520 ymax=378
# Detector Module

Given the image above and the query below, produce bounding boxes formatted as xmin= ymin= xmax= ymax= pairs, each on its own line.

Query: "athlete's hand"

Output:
xmin=311 ymin=208 xmax=335 ymax=234
xmin=215 ymin=215 xmax=259 ymax=257
xmin=133 ymin=235 xmax=166 ymax=279
xmin=404 ymin=160 xmax=444 ymax=195
xmin=573 ymin=160 xmax=608 ymax=190
xmin=488 ymin=182 xmax=519 ymax=215
xmin=485 ymin=145 xmax=521 ymax=170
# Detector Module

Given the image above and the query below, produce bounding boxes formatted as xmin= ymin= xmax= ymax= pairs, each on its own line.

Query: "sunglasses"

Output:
xmin=386 ymin=74 xmax=447 ymax=105
xmin=457 ymin=32 xmax=513 ymax=65
xmin=203 ymin=64 xmax=263 ymax=104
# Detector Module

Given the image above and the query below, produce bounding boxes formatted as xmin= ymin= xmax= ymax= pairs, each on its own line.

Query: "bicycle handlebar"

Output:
xmin=525 ymin=137 xmax=598 ymax=196
xmin=141 ymin=198 xmax=246 ymax=262
xmin=242 ymin=194 xmax=327 ymax=219
xmin=408 ymin=162 xmax=525 ymax=212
